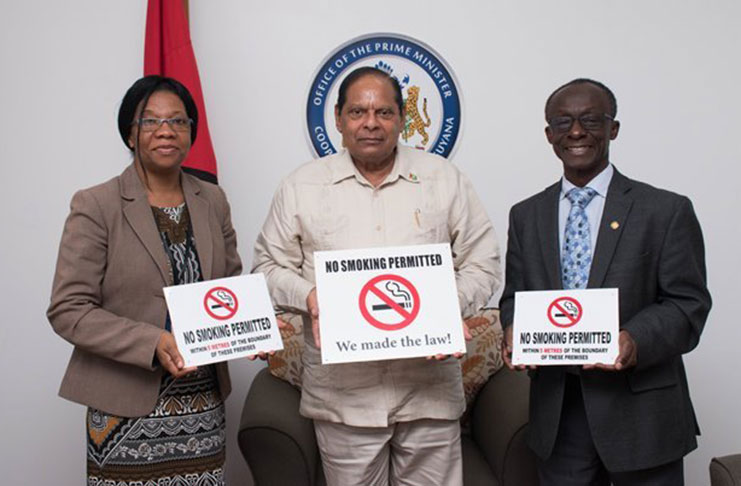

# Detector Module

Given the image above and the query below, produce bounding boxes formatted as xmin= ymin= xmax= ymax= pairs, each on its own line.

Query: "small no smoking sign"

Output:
xmin=164 ymin=274 xmax=283 ymax=367
xmin=512 ymin=288 xmax=619 ymax=366
xmin=314 ymin=244 xmax=466 ymax=364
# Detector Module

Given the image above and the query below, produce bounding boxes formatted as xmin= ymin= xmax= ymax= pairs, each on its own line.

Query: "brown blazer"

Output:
xmin=48 ymin=164 xmax=242 ymax=417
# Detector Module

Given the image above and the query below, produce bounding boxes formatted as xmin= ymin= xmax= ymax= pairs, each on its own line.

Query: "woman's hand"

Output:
xmin=156 ymin=331 xmax=196 ymax=377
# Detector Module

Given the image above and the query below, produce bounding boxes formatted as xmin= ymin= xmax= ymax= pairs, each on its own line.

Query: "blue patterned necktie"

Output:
xmin=562 ymin=187 xmax=598 ymax=289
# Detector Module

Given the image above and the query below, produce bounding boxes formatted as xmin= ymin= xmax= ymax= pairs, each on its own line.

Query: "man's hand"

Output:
xmin=307 ymin=288 xmax=321 ymax=348
xmin=502 ymin=325 xmax=535 ymax=371
xmin=428 ymin=320 xmax=472 ymax=361
xmin=156 ymin=331 xmax=196 ymax=378
xmin=583 ymin=330 xmax=638 ymax=371
xmin=247 ymin=318 xmax=288 ymax=361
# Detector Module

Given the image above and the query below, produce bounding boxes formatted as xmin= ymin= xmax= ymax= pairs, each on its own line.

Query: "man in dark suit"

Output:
xmin=500 ymin=78 xmax=711 ymax=485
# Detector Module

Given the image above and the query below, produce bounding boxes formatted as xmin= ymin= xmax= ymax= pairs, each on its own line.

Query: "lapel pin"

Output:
xmin=610 ymin=221 xmax=620 ymax=230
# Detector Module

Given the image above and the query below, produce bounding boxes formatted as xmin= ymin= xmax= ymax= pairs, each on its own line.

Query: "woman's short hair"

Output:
xmin=117 ymin=75 xmax=198 ymax=150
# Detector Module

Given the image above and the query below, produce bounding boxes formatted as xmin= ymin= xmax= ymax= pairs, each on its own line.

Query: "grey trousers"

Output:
xmin=314 ymin=418 xmax=463 ymax=486
xmin=538 ymin=374 xmax=684 ymax=486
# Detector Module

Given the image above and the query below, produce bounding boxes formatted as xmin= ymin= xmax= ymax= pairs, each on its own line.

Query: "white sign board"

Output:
xmin=314 ymin=243 xmax=465 ymax=364
xmin=512 ymin=288 xmax=619 ymax=366
xmin=164 ymin=274 xmax=283 ymax=367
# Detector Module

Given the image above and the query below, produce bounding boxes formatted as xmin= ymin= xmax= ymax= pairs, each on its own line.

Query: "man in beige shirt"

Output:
xmin=253 ymin=66 xmax=501 ymax=486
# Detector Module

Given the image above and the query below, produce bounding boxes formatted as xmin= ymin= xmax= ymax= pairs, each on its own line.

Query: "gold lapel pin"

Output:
xmin=610 ymin=221 xmax=620 ymax=230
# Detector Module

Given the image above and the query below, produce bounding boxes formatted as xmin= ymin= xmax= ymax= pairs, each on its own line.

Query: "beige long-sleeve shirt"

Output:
xmin=253 ymin=146 xmax=501 ymax=426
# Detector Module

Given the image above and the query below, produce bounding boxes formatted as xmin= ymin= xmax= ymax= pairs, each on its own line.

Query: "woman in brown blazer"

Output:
xmin=48 ymin=76 xmax=241 ymax=486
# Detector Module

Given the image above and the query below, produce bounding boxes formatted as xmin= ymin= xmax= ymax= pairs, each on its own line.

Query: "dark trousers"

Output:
xmin=537 ymin=374 xmax=684 ymax=486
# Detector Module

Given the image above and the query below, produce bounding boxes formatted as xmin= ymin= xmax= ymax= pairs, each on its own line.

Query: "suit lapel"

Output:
xmin=120 ymin=165 xmax=172 ymax=285
xmin=183 ymin=174 xmax=213 ymax=281
xmin=536 ymin=182 xmax=563 ymax=289
xmin=588 ymin=169 xmax=633 ymax=288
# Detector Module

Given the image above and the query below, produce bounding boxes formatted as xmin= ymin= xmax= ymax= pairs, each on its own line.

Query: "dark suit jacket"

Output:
xmin=500 ymin=168 xmax=711 ymax=472
xmin=48 ymin=164 xmax=242 ymax=417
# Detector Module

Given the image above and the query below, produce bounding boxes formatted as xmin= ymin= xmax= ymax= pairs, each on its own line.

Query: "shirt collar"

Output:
xmin=560 ymin=163 xmax=614 ymax=200
xmin=386 ymin=146 xmax=421 ymax=184
xmin=328 ymin=149 xmax=356 ymax=184
xmin=328 ymin=146 xmax=421 ymax=186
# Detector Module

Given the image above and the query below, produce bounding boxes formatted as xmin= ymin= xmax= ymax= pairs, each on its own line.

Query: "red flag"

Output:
xmin=144 ymin=0 xmax=218 ymax=183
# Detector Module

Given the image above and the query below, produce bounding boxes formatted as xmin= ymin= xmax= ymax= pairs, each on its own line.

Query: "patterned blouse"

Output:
xmin=152 ymin=203 xmax=201 ymax=286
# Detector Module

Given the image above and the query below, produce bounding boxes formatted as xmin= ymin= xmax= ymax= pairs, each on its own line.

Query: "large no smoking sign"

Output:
xmin=314 ymin=244 xmax=466 ymax=364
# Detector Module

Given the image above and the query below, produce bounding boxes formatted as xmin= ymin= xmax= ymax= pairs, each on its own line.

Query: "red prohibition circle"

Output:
xmin=203 ymin=286 xmax=239 ymax=321
xmin=358 ymin=274 xmax=421 ymax=331
xmin=547 ymin=297 xmax=583 ymax=328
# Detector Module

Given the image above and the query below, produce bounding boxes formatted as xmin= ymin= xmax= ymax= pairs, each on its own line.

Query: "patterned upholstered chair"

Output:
xmin=238 ymin=309 xmax=538 ymax=486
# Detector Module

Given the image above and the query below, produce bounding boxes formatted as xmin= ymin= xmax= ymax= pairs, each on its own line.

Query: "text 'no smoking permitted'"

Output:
xmin=314 ymin=243 xmax=465 ymax=364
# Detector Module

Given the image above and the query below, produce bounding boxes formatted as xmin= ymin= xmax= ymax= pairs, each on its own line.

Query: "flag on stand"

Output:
xmin=144 ymin=0 xmax=218 ymax=183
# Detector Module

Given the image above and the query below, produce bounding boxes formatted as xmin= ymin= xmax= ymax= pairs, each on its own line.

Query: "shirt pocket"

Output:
xmin=411 ymin=209 xmax=449 ymax=244
xmin=310 ymin=214 xmax=350 ymax=250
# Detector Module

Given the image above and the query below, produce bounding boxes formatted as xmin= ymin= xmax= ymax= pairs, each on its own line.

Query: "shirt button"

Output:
xmin=375 ymin=225 xmax=382 ymax=231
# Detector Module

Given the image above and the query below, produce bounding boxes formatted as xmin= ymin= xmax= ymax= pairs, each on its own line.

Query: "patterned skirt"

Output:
xmin=86 ymin=366 xmax=226 ymax=486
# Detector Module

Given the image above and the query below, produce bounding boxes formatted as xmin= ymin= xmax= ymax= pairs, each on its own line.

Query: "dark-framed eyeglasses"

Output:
xmin=547 ymin=113 xmax=613 ymax=134
xmin=134 ymin=117 xmax=193 ymax=132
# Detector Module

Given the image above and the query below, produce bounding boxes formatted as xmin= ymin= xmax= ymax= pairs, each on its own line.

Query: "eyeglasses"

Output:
xmin=134 ymin=117 xmax=193 ymax=132
xmin=547 ymin=114 xmax=613 ymax=134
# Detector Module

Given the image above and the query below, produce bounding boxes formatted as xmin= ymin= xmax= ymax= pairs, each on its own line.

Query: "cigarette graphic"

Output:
xmin=372 ymin=302 xmax=412 ymax=311
xmin=372 ymin=282 xmax=412 ymax=311
xmin=555 ymin=301 xmax=578 ymax=317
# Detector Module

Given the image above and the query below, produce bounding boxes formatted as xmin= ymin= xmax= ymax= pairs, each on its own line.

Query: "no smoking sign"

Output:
xmin=359 ymin=274 xmax=421 ymax=331
xmin=164 ymin=274 xmax=284 ymax=367
xmin=512 ymin=289 xmax=619 ymax=366
xmin=314 ymin=244 xmax=466 ymax=364
xmin=203 ymin=286 xmax=239 ymax=320
xmin=547 ymin=296 xmax=582 ymax=328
